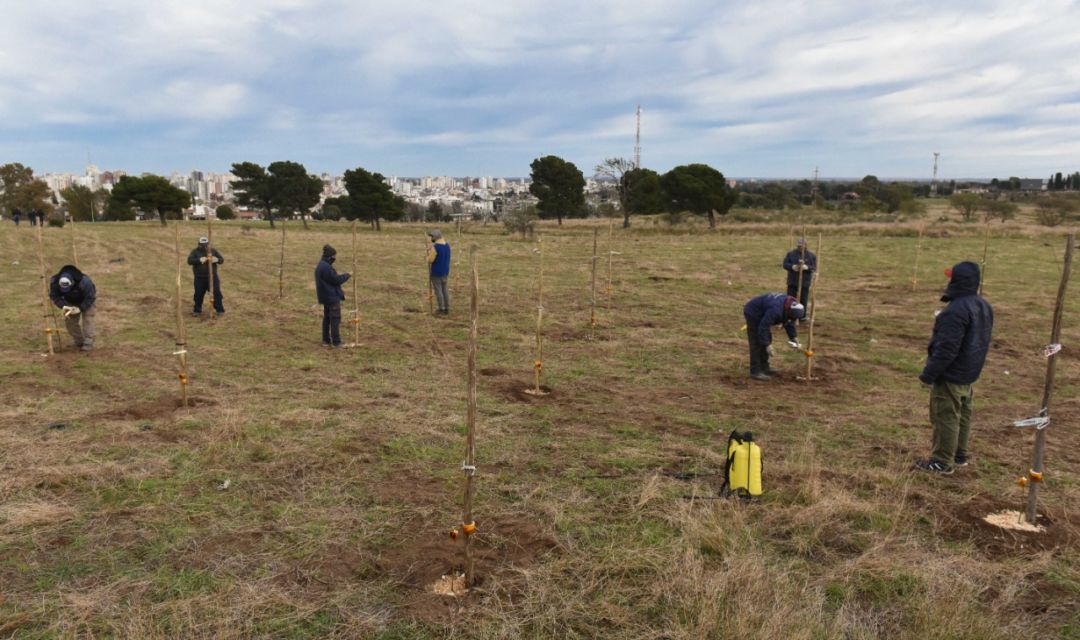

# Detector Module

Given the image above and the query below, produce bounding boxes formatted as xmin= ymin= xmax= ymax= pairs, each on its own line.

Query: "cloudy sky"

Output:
xmin=1 ymin=0 xmax=1078 ymax=179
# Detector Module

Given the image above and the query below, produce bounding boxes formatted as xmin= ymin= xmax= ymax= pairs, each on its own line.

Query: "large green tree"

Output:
xmin=529 ymin=155 xmax=585 ymax=226
xmin=660 ymin=163 xmax=736 ymax=228
xmin=59 ymin=184 xmax=108 ymax=222
xmin=594 ymin=157 xmax=636 ymax=228
xmin=948 ymin=193 xmax=981 ymax=221
xmin=109 ymin=175 xmax=191 ymax=225
xmin=622 ymin=168 xmax=666 ymax=221
xmin=0 ymin=163 xmax=53 ymax=216
xmin=268 ymin=161 xmax=322 ymax=230
xmin=341 ymin=167 xmax=404 ymax=230
xmin=230 ymin=162 xmax=276 ymax=226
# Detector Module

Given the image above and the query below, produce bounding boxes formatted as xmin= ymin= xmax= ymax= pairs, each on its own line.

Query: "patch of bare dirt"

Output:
xmin=100 ymin=395 xmax=216 ymax=421
xmin=497 ymin=381 xmax=555 ymax=402
xmin=934 ymin=497 xmax=1076 ymax=556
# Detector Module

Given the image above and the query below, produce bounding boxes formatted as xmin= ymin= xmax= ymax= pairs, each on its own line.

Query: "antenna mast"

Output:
xmin=931 ymin=152 xmax=940 ymax=196
xmin=634 ymin=105 xmax=642 ymax=169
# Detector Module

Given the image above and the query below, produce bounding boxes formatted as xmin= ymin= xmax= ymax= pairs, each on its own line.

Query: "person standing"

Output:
xmin=48 ymin=264 xmax=97 ymax=351
xmin=743 ymin=293 xmax=805 ymax=381
xmin=315 ymin=244 xmax=350 ymax=348
xmin=186 ymin=237 xmax=225 ymax=316
xmin=914 ymin=261 xmax=993 ymax=474
xmin=783 ymin=237 xmax=817 ymax=307
xmin=11 ymin=207 xmax=21 ymax=226
xmin=426 ymin=229 xmax=451 ymax=315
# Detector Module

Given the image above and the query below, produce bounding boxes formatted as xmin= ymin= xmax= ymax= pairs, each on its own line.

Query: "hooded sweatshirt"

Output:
xmin=919 ymin=261 xmax=994 ymax=385
xmin=49 ymin=265 xmax=97 ymax=310
xmin=427 ymin=236 xmax=451 ymax=277
xmin=315 ymin=245 xmax=350 ymax=304
xmin=743 ymin=293 xmax=801 ymax=346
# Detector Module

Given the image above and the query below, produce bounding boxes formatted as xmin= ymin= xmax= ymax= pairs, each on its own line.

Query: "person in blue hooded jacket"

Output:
xmin=743 ymin=293 xmax=805 ymax=380
xmin=426 ymin=229 xmax=451 ymax=315
xmin=314 ymin=244 xmax=351 ymax=348
xmin=914 ymin=261 xmax=993 ymax=474
xmin=49 ymin=264 xmax=97 ymax=351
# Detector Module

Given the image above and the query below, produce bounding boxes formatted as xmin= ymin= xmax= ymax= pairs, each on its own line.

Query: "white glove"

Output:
xmin=63 ymin=305 xmax=80 ymax=317
xmin=210 ymin=256 xmax=220 ymax=263
xmin=766 ymin=345 xmax=775 ymax=357
xmin=199 ymin=257 xmax=208 ymax=263
xmin=800 ymin=264 xmax=809 ymax=271
xmin=788 ymin=340 xmax=802 ymax=350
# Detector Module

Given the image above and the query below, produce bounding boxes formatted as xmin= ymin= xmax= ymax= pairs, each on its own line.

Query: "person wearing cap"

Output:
xmin=914 ymin=261 xmax=993 ymax=474
xmin=426 ymin=229 xmax=451 ymax=315
xmin=315 ymin=244 xmax=351 ymax=347
xmin=186 ymin=237 xmax=225 ymax=316
xmin=743 ymin=293 xmax=805 ymax=381
xmin=782 ymin=238 xmax=817 ymax=307
xmin=48 ymin=264 xmax=97 ymax=351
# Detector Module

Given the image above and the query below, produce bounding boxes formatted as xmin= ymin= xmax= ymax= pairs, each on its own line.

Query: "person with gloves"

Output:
xmin=315 ymin=244 xmax=351 ymax=348
xmin=783 ymin=237 xmax=817 ymax=307
xmin=426 ymin=229 xmax=451 ymax=315
xmin=186 ymin=236 xmax=225 ymax=316
xmin=743 ymin=293 xmax=805 ymax=381
xmin=48 ymin=265 xmax=97 ymax=351
xmin=914 ymin=261 xmax=993 ymax=474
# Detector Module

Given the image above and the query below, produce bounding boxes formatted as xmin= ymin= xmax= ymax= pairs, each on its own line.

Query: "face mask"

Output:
xmin=326 ymin=255 xmax=336 ymax=263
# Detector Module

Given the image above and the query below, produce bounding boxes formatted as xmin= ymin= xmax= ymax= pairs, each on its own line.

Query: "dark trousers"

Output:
xmin=745 ymin=314 xmax=771 ymax=375
xmin=787 ymin=282 xmax=811 ymax=307
xmin=193 ymin=276 xmax=224 ymax=313
xmin=322 ymin=303 xmax=342 ymax=345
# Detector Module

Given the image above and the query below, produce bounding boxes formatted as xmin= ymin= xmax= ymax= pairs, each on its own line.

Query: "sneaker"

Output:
xmin=954 ymin=454 xmax=970 ymax=467
xmin=192 ymin=311 xmax=201 ymax=317
xmin=80 ymin=345 xmax=93 ymax=352
xmin=765 ymin=368 xmax=779 ymax=376
xmin=750 ymin=372 xmax=770 ymax=381
xmin=914 ymin=458 xmax=953 ymax=475
xmin=332 ymin=343 xmax=343 ymax=349
xmin=322 ymin=342 xmax=332 ymax=348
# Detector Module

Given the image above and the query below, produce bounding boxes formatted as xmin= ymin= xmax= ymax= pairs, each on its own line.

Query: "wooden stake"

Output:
xmin=803 ymin=234 xmax=823 ymax=382
xmin=912 ymin=226 xmax=924 ymax=291
xmin=526 ymin=236 xmax=547 ymax=396
xmin=278 ymin=221 xmax=286 ymax=299
xmin=589 ymin=228 xmax=599 ymax=338
xmin=69 ymin=215 xmax=79 ymax=267
xmin=206 ymin=215 xmax=216 ymax=318
xmin=606 ymin=219 xmax=614 ymax=302
xmin=462 ymin=243 xmax=480 ymax=587
xmin=426 ymin=235 xmax=434 ymax=314
xmin=173 ymin=222 xmax=190 ymax=407
xmin=34 ymin=223 xmax=55 ymax=355
xmin=1024 ymin=233 xmax=1073 ymax=524
xmin=795 ymin=235 xmax=807 ymax=303
xmin=454 ymin=218 xmax=462 ymax=294
xmin=979 ymin=223 xmax=990 ymax=296
xmin=350 ymin=220 xmax=360 ymax=347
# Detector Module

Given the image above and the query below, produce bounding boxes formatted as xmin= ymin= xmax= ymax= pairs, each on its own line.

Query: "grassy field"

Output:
xmin=1 ymin=214 xmax=1079 ymax=639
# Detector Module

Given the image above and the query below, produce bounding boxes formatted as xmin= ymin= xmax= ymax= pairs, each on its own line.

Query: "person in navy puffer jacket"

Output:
xmin=914 ymin=261 xmax=993 ymax=474
xmin=743 ymin=293 xmax=805 ymax=380
xmin=314 ymin=244 xmax=351 ymax=348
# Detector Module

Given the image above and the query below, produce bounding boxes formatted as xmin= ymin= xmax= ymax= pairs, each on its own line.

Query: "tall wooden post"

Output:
xmin=526 ymin=236 xmax=547 ymax=396
xmin=795 ymin=236 xmax=807 ymax=303
xmin=454 ymin=218 xmax=462 ymax=294
xmin=174 ymin=222 xmax=190 ymax=407
xmin=69 ymin=215 xmax=79 ymax=267
xmin=206 ymin=216 xmax=216 ymax=317
xmin=462 ymin=244 xmax=480 ymax=586
xmin=278 ymin=221 xmax=286 ymax=299
xmin=803 ymin=234 xmax=823 ymax=382
xmin=912 ymin=226 xmax=924 ymax=291
xmin=979 ymin=223 xmax=990 ymax=296
xmin=1024 ymin=233 xmax=1073 ymax=523
xmin=589 ymin=228 xmax=599 ymax=337
xmin=35 ymin=223 xmax=55 ymax=355
xmin=426 ymin=235 xmax=435 ymax=314
xmin=606 ymin=219 xmax=614 ymax=300
xmin=351 ymin=220 xmax=360 ymax=346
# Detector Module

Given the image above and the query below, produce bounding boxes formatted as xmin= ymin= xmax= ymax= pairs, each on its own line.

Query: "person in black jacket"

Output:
xmin=186 ymin=237 xmax=225 ymax=316
xmin=743 ymin=293 xmax=805 ymax=380
xmin=915 ymin=261 xmax=993 ymax=474
xmin=49 ymin=265 xmax=97 ymax=351
xmin=782 ymin=237 xmax=817 ymax=307
xmin=314 ymin=244 xmax=350 ymax=348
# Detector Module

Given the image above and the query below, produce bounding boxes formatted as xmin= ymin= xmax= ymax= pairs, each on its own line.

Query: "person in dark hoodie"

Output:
xmin=186 ymin=236 xmax=225 ymax=316
xmin=782 ymin=237 xmax=817 ymax=307
xmin=49 ymin=265 xmax=97 ymax=351
xmin=914 ymin=261 xmax=993 ymax=474
xmin=315 ymin=244 xmax=351 ymax=348
xmin=743 ymin=293 xmax=806 ymax=380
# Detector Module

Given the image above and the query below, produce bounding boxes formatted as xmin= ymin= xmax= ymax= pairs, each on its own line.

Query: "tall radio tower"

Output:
xmin=931 ymin=152 xmax=940 ymax=196
xmin=634 ymin=105 xmax=642 ymax=169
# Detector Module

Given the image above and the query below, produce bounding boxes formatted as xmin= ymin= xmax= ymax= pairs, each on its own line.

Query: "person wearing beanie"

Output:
xmin=914 ymin=261 xmax=994 ymax=474
xmin=48 ymin=265 xmax=98 ymax=351
xmin=186 ymin=236 xmax=226 ymax=316
xmin=782 ymin=237 xmax=817 ymax=307
xmin=742 ymin=293 xmax=805 ymax=380
xmin=314 ymin=244 xmax=351 ymax=347
xmin=426 ymin=229 xmax=451 ymax=315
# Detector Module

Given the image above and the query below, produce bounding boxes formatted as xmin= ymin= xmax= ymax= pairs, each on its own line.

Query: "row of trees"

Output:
xmin=1047 ymin=171 xmax=1080 ymax=191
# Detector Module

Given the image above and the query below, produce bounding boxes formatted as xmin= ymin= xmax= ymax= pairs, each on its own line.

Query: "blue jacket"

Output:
xmin=744 ymin=293 xmax=798 ymax=346
xmin=783 ymin=248 xmax=817 ymax=287
xmin=920 ymin=261 xmax=993 ymax=385
xmin=428 ymin=239 xmax=451 ymax=277
xmin=315 ymin=258 xmax=349 ymax=304
xmin=49 ymin=265 xmax=96 ymax=311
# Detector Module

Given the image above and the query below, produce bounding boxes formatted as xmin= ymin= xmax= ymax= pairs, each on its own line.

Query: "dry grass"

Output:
xmin=1 ymin=216 xmax=1079 ymax=638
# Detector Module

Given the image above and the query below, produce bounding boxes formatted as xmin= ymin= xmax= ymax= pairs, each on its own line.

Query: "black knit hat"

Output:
xmin=322 ymin=244 xmax=336 ymax=259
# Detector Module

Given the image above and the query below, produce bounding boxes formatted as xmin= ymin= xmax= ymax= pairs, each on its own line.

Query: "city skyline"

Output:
xmin=3 ymin=1 xmax=1079 ymax=179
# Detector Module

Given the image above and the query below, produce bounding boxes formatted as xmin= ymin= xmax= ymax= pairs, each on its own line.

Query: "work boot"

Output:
xmin=750 ymin=372 xmax=770 ymax=381
xmin=954 ymin=453 xmax=970 ymax=467
xmin=913 ymin=458 xmax=953 ymax=475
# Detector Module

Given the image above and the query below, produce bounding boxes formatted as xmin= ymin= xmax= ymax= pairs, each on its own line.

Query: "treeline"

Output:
xmin=1047 ymin=171 xmax=1080 ymax=191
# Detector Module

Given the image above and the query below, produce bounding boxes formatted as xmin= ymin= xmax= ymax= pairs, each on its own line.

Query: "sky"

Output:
xmin=1 ymin=0 xmax=1078 ymax=180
